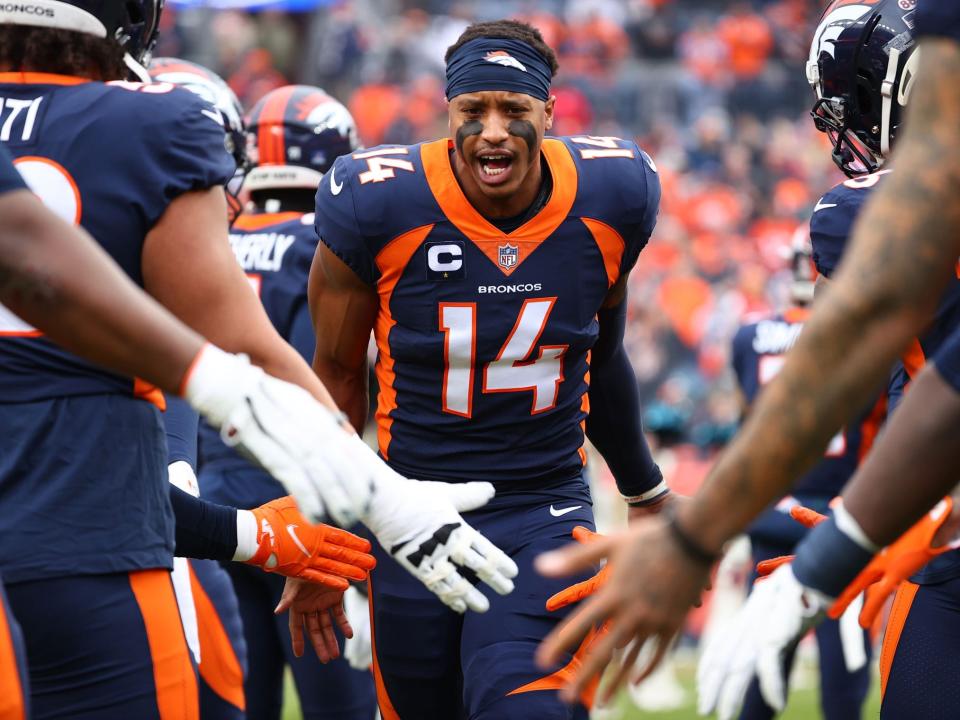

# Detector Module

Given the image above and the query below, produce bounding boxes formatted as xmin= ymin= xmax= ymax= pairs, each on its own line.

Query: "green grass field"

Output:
xmin=280 ymin=657 xmax=882 ymax=719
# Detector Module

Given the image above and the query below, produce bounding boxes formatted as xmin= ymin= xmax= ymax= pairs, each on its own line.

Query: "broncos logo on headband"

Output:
xmin=483 ymin=50 xmax=527 ymax=73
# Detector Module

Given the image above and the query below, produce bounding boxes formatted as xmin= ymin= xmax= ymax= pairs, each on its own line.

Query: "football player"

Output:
xmin=726 ymin=232 xmax=879 ymax=720
xmin=0 ymin=4 xmax=514 ymax=717
xmin=303 ymin=18 xmax=664 ymax=718
xmin=536 ymin=0 xmax=960 ymax=703
xmin=197 ymin=84 xmax=377 ymax=720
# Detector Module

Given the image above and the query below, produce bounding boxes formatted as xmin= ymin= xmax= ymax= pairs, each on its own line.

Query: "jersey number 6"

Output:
xmin=439 ymin=299 xmax=567 ymax=418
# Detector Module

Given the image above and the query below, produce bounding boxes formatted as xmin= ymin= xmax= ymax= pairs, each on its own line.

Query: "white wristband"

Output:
xmin=233 ymin=510 xmax=259 ymax=562
xmin=621 ymin=480 xmax=670 ymax=506
xmin=834 ymin=502 xmax=882 ymax=553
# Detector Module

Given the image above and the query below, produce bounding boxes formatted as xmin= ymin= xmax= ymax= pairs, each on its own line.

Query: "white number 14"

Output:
xmin=439 ymin=299 xmax=567 ymax=417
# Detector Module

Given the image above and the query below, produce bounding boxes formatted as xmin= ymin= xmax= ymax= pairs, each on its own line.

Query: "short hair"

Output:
xmin=445 ymin=19 xmax=559 ymax=78
xmin=0 ymin=27 xmax=125 ymax=80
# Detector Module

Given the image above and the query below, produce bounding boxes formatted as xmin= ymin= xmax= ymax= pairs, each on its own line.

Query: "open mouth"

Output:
xmin=477 ymin=152 xmax=514 ymax=184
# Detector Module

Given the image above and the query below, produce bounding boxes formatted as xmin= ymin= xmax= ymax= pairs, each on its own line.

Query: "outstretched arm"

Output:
xmin=682 ymin=37 xmax=960 ymax=553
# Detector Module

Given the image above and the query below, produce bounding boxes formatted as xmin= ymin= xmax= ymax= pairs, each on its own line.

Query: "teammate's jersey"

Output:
xmin=199 ymin=211 xmax=318 ymax=509
xmin=918 ymin=0 xmax=960 ymax=42
xmin=315 ymin=136 xmax=660 ymax=486
xmin=811 ymin=170 xmax=960 ymax=584
xmin=732 ymin=309 xmax=885 ymax=498
xmin=0 ymin=73 xmax=234 ymax=582
xmin=0 ymin=144 xmax=24 ymax=193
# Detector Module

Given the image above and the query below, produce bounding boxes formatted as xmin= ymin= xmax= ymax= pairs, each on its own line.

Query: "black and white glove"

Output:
xmin=346 ymin=435 xmax=519 ymax=613
xmin=184 ymin=345 xmax=373 ymax=525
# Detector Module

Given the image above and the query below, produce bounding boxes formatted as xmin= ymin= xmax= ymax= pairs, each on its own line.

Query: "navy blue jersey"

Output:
xmin=199 ymin=211 xmax=318 ymax=509
xmin=0 ymin=73 xmax=234 ymax=582
xmin=811 ymin=169 xmax=960 ymax=584
xmin=0 ymin=145 xmax=24 ymax=193
xmin=315 ymin=137 xmax=660 ymax=486
xmin=917 ymin=0 xmax=960 ymax=42
xmin=732 ymin=309 xmax=885 ymax=498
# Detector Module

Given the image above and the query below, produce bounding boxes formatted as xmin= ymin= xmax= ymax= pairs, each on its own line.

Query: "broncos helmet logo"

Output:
xmin=484 ymin=51 xmax=527 ymax=73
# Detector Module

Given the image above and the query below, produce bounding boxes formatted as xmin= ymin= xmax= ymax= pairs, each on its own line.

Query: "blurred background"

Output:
xmin=163 ymin=1 xmax=868 ymax=716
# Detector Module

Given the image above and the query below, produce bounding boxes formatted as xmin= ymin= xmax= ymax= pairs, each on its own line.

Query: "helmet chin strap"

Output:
xmin=879 ymin=46 xmax=901 ymax=158
xmin=124 ymin=53 xmax=152 ymax=83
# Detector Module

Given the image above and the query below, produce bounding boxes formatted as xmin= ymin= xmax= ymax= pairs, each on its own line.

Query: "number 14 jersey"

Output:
xmin=315 ymin=136 xmax=660 ymax=486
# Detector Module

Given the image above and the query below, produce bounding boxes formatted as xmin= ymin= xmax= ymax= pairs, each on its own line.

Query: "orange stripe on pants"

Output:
xmin=0 ymin=595 xmax=25 ymax=720
xmin=129 ymin=569 xmax=200 ymax=720
xmin=367 ymin=577 xmax=401 ymax=720
xmin=507 ymin=626 xmax=600 ymax=709
xmin=188 ymin=563 xmax=246 ymax=711
xmin=879 ymin=580 xmax=919 ymax=700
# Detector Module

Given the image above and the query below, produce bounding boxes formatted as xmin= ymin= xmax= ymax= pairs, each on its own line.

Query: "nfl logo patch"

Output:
xmin=498 ymin=243 xmax=519 ymax=270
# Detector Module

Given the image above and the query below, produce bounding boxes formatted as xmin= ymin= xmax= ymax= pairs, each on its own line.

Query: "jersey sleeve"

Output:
xmin=163 ymin=396 xmax=200 ymax=471
xmin=621 ymin=146 xmax=662 ymax=275
xmin=134 ymin=87 xmax=236 ymax=229
xmin=809 ymin=184 xmax=862 ymax=278
xmin=917 ymin=0 xmax=960 ymax=43
xmin=730 ymin=324 xmax=754 ymax=395
xmin=932 ymin=324 xmax=960 ymax=395
xmin=0 ymin=146 xmax=25 ymax=194
xmin=314 ymin=155 xmax=378 ymax=286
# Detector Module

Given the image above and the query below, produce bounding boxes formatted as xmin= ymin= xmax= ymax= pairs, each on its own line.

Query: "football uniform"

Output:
xmin=917 ymin=0 xmax=960 ymax=42
xmin=0 ymin=144 xmax=24 ymax=192
xmin=0 ymin=72 xmax=233 ymax=719
xmin=811 ymin=170 xmax=960 ymax=719
xmin=198 ymin=211 xmax=377 ymax=720
xmin=731 ymin=308 xmax=878 ymax=720
xmin=315 ymin=135 xmax=659 ymax=718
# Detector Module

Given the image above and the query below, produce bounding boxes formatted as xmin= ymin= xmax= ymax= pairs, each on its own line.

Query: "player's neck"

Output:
xmin=451 ymin=149 xmax=544 ymax=220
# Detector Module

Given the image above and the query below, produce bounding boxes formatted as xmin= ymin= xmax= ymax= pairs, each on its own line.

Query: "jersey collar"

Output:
xmin=0 ymin=72 xmax=91 ymax=86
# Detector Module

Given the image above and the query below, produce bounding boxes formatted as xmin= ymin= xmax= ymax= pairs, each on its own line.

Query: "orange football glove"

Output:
xmin=247 ymin=496 xmax=376 ymax=590
xmin=545 ymin=526 xmax=608 ymax=612
xmin=828 ymin=497 xmax=954 ymax=627
xmin=754 ymin=505 xmax=828 ymax=577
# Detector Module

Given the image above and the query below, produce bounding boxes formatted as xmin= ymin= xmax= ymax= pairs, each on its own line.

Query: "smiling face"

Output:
xmin=448 ymin=90 xmax=555 ymax=216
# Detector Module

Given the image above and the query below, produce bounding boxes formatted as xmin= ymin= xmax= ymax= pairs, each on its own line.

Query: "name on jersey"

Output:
xmin=752 ymin=320 xmax=802 ymax=355
xmin=229 ymin=232 xmax=295 ymax=272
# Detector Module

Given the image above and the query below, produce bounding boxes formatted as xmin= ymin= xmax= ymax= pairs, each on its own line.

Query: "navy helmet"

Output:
xmin=807 ymin=0 xmax=919 ymax=176
xmin=148 ymin=57 xmax=248 ymax=221
xmin=244 ymin=85 xmax=360 ymax=193
xmin=0 ymin=0 xmax=164 ymax=79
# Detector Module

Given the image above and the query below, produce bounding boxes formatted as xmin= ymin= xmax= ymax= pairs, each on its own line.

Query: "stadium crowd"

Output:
xmin=161 ymin=0 xmax=844 ymax=449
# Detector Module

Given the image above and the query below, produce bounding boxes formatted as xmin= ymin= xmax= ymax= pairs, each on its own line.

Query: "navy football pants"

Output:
xmin=369 ymin=477 xmax=595 ymax=719
xmin=739 ymin=535 xmax=871 ymax=720
xmin=880 ymin=576 xmax=960 ymax=719
xmin=6 ymin=570 xmax=197 ymax=720
xmin=224 ymin=562 xmax=376 ymax=720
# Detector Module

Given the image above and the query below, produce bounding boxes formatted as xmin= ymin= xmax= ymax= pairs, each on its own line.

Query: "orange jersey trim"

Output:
xmin=858 ymin=393 xmax=888 ymax=463
xmin=901 ymin=338 xmax=926 ymax=380
xmin=507 ymin=626 xmax=601 ymax=708
xmin=134 ymin=378 xmax=167 ymax=412
xmin=0 ymin=72 xmax=90 ymax=86
xmin=420 ymin=138 xmax=578 ymax=277
xmin=0 ymin=330 xmax=42 ymax=338
xmin=188 ymin=563 xmax=246 ymax=711
xmin=14 ymin=156 xmax=82 ymax=225
xmin=0 ymin=595 xmax=26 ymax=720
xmin=879 ymin=580 xmax=919 ymax=699
xmin=257 ymin=86 xmax=297 ymax=165
xmin=129 ymin=570 xmax=200 ymax=720
xmin=373 ymin=224 xmax=435 ymax=458
xmin=782 ymin=306 xmax=810 ymax=324
xmin=367 ymin=577 xmax=401 ymax=720
xmin=581 ymin=218 xmax=625 ymax=288
xmin=231 ymin=211 xmax=303 ymax=231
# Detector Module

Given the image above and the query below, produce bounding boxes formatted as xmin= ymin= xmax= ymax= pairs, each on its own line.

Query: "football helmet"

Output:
xmin=148 ymin=57 xmax=249 ymax=221
xmin=807 ymin=0 xmax=920 ymax=176
xmin=0 ymin=0 xmax=163 ymax=79
xmin=244 ymin=85 xmax=360 ymax=193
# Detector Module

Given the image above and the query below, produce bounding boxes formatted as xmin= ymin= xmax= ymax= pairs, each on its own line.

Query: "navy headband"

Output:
xmin=445 ymin=38 xmax=552 ymax=102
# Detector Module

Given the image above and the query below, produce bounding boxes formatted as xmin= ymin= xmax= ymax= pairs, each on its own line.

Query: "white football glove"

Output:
xmin=184 ymin=345 xmax=373 ymax=525
xmin=342 ymin=585 xmax=372 ymax=671
xmin=696 ymin=564 xmax=832 ymax=719
xmin=346 ymin=435 xmax=519 ymax=613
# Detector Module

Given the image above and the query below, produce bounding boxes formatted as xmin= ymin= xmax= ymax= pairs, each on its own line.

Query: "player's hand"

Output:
xmin=626 ymin=492 xmax=677 ymax=522
xmin=346 ymin=435 xmax=519 ymax=614
xmin=245 ymin=496 xmax=376 ymax=589
xmin=184 ymin=344 xmax=375 ymax=525
xmin=830 ymin=497 xmax=956 ymax=627
xmin=696 ymin=564 xmax=833 ymax=719
xmin=753 ymin=504 xmax=829 ymax=577
xmin=535 ymin=515 xmax=709 ymax=704
xmin=276 ymin=578 xmax=351 ymax=663
xmin=342 ymin=585 xmax=372 ymax=671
